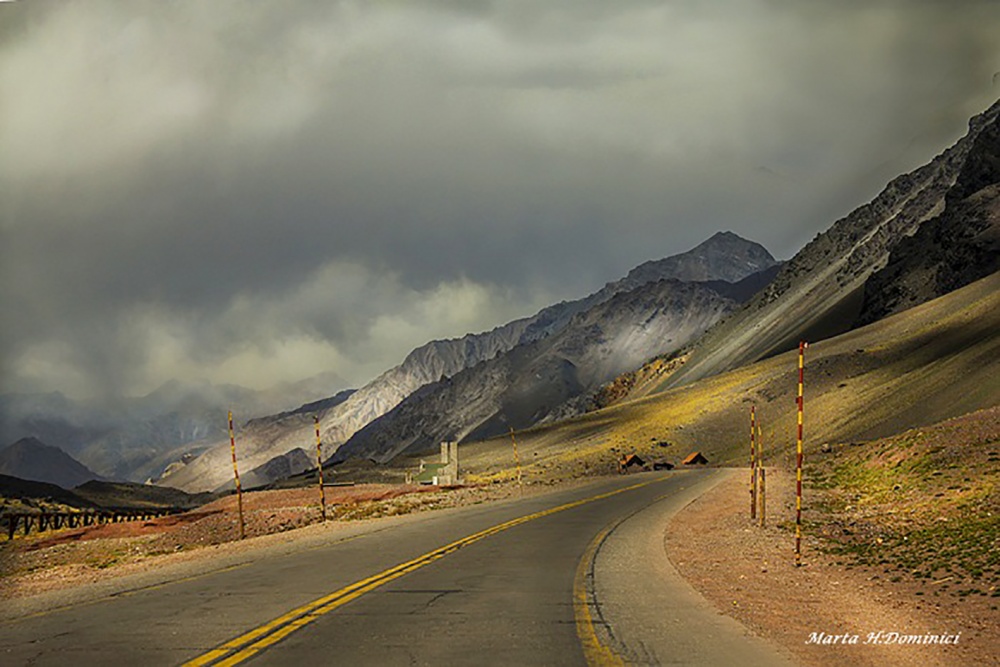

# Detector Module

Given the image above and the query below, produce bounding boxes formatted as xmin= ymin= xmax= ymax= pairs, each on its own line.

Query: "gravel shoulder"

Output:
xmin=665 ymin=467 xmax=998 ymax=667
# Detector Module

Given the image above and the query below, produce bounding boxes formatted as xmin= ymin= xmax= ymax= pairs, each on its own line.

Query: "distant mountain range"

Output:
xmin=0 ymin=371 xmax=347 ymax=482
xmin=159 ymin=231 xmax=779 ymax=491
xmin=335 ymin=265 xmax=781 ymax=464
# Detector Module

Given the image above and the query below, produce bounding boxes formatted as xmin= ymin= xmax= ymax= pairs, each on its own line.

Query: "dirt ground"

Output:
xmin=666 ymin=469 xmax=999 ymax=667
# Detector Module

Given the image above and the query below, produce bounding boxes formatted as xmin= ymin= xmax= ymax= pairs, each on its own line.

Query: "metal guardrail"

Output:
xmin=2 ymin=508 xmax=179 ymax=540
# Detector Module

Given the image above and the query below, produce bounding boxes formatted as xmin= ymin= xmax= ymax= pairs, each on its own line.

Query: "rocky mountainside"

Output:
xmin=335 ymin=266 xmax=780 ymax=463
xmin=660 ymin=99 xmax=1000 ymax=392
xmin=160 ymin=232 xmax=776 ymax=492
xmin=0 ymin=437 xmax=103 ymax=489
xmin=856 ymin=109 xmax=1000 ymax=325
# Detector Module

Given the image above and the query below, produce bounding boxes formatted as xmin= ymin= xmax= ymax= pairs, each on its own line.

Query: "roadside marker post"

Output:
xmin=749 ymin=405 xmax=757 ymax=520
xmin=758 ymin=421 xmax=766 ymax=528
xmin=509 ymin=427 xmax=524 ymax=492
xmin=314 ymin=416 xmax=327 ymax=521
xmin=795 ymin=341 xmax=807 ymax=566
xmin=229 ymin=411 xmax=246 ymax=540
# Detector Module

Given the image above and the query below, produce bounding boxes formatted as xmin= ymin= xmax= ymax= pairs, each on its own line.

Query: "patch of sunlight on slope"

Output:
xmin=458 ymin=271 xmax=1000 ymax=480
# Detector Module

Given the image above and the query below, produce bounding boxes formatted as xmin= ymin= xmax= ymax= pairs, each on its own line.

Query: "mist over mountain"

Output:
xmin=220 ymin=448 xmax=315 ymax=493
xmin=159 ymin=232 xmax=777 ymax=491
xmin=0 ymin=371 xmax=348 ymax=483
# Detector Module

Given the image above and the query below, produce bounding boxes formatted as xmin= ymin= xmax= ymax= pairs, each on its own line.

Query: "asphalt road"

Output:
xmin=1 ymin=469 xmax=793 ymax=666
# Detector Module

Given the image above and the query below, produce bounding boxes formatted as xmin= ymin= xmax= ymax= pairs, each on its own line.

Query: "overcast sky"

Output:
xmin=2 ymin=1 xmax=999 ymax=402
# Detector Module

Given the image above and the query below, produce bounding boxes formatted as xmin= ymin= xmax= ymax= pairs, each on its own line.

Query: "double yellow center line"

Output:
xmin=184 ymin=478 xmax=659 ymax=667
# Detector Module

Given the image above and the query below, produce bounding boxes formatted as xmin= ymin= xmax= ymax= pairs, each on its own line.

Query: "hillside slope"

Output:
xmin=454 ymin=270 xmax=1000 ymax=483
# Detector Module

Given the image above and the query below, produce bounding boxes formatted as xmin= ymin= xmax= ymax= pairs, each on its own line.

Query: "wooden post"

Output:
xmin=509 ymin=427 xmax=524 ymax=492
xmin=749 ymin=405 xmax=757 ymax=520
xmin=795 ymin=341 xmax=807 ymax=566
xmin=314 ymin=415 xmax=327 ymax=521
xmin=229 ymin=410 xmax=246 ymax=540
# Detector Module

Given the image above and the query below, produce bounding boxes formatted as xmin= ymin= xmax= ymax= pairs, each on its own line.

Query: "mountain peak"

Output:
xmin=615 ymin=231 xmax=777 ymax=289
xmin=699 ymin=230 xmax=762 ymax=249
xmin=11 ymin=436 xmax=48 ymax=449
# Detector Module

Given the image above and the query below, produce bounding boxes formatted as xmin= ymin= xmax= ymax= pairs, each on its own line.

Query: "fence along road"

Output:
xmin=1 ymin=469 xmax=790 ymax=666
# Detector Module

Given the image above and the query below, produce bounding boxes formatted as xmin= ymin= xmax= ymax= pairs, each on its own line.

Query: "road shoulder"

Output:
xmin=587 ymin=468 xmax=797 ymax=665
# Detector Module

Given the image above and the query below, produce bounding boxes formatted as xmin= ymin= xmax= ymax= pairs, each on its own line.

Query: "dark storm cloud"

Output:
xmin=2 ymin=0 xmax=998 ymax=400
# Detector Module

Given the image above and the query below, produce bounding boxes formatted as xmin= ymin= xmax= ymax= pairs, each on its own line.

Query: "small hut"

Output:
xmin=682 ymin=451 xmax=709 ymax=465
xmin=618 ymin=453 xmax=646 ymax=474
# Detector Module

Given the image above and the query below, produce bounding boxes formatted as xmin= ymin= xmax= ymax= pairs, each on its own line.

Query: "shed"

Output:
xmin=682 ymin=451 xmax=709 ymax=465
xmin=618 ymin=453 xmax=646 ymax=474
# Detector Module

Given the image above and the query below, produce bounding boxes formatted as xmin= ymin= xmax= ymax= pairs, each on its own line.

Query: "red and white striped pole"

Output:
xmin=795 ymin=341 xmax=807 ymax=566
xmin=749 ymin=405 xmax=757 ymax=520
xmin=314 ymin=416 xmax=327 ymax=521
xmin=758 ymin=420 xmax=766 ymax=527
xmin=229 ymin=411 xmax=245 ymax=540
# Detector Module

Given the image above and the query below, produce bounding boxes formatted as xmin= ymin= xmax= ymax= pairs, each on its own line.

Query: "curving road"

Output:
xmin=1 ymin=469 xmax=793 ymax=666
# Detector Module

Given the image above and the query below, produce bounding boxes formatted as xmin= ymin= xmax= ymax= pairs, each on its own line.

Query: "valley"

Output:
xmin=2 ymin=96 xmax=998 ymax=666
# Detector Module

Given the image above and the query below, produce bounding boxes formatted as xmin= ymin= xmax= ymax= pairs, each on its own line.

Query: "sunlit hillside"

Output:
xmin=456 ymin=270 xmax=1000 ymax=483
